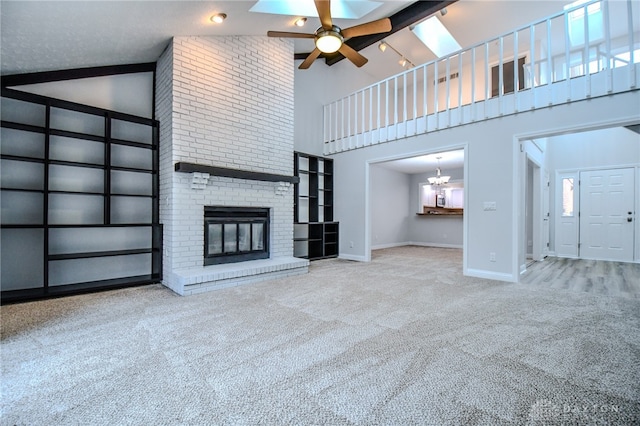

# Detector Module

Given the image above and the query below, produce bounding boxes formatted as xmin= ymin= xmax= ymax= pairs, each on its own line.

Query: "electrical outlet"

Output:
xmin=489 ymin=252 xmax=496 ymax=262
xmin=349 ymin=241 xmax=354 ymax=248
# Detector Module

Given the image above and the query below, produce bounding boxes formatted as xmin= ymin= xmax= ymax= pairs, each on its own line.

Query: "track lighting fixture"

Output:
xmin=295 ymin=17 xmax=307 ymax=27
xmin=379 ymin=40 xmax=415 ymax=69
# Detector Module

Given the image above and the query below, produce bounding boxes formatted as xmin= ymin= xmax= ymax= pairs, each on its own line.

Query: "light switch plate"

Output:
xmin=483 ymin=201 xmax=497 ymax=211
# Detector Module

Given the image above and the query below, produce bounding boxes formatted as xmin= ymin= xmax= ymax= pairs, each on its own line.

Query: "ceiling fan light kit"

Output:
xmin=315 ymin=27 xmax=343 ymax=53
xmin=267 ymin=0 xmax=392 ymax=69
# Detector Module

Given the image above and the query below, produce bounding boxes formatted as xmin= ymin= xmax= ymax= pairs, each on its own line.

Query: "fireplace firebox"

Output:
xmin=204 ymin=206 xmax=269 ymax=265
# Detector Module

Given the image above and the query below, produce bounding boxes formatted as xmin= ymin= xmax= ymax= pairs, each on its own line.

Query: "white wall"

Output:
xmin=547 ymin=126 xmax=640 ymax=171
xmin=294 ymin=59 xmax=381 ymax=156
xmin=370 ymin=166 xmax=410 ymax=249
xmin=330 ymin=90 xmax=639 ymax=282
xmin=546 ymin=125 xmax=640 ymax=255
xmin=8 ymin=72 xmax=154 ymax=118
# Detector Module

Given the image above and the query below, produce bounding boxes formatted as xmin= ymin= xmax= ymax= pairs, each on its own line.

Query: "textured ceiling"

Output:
xmin=1 ymin=0 xmax=572 ymax=82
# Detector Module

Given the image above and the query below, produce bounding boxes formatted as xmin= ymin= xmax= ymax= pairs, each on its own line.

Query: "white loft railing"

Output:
xmin=323 ymin=0 xmax=639 ymax=154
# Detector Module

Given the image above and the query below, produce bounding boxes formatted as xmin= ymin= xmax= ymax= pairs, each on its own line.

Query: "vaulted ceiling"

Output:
xmin=1 ymin=1 xmax=572 ymax=83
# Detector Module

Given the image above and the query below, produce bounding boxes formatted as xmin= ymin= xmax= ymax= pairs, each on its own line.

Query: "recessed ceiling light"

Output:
xmin=295 ymin=17 xmax=307 ymax=27
xmin=210 ymin=13 xmax=227 ymax=24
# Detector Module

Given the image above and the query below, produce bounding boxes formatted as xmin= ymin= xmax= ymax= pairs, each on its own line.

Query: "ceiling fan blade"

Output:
xmin=267 ymin=31 xmax=315 ymax=39
xmin=338 ymin=43 xmax=368 ymax=68
xmin=315 ymin=0 xmax=333 ymax=30
xmin=341 ymin=18 xmax=392 ymax=39
xmin=299 ymin=48 xmax=322 ymax=69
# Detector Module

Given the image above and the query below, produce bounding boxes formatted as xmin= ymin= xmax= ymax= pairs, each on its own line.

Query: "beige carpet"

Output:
xmin=2 ymin=246 xmax=639 ymax=425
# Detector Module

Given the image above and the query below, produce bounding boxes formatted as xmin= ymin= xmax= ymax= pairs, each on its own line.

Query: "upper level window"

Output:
xmin=565 ymin=0 xmax=603 ymax=46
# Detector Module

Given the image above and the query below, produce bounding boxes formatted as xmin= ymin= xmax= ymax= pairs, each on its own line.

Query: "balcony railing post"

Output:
xmin=385 ymin=79 xmax=389 ymax=140
xmin=530 ymin=24 xmax=537 ymax=108
xmin=603 ymin=0 xmax=612 ymax=92
xmin=546 ymin=18 xmax=553 ymax=105
xmin=361 ymin=89 xmax=365 ymax=142
xmin=403 ymin=72 xmax=407 ymax=126
xmin=484 ymin=42 xmax=490 ymax=118
xmin=446 ymin=57 xmax=451 ymax=127
xmin=377 ymin=82 xmax=381 ymax=141
xmin=393 ymin=76 xmax=399 ymax=138
xmin=423 ymin=64 xmax=428 ymax=118
xmin=514 ymin=30 xmax=520 ymax=112
xmin=325 ymin=102 xmax=330 ymax=143
xmin=341 ymin=97 xmax=345 ymax=142
xmin=583 ymin=4 xmax=591 ymax=97
xmin=434 ymin=60 xmax=440 ymax=128
xmin=627 ymin=0 xmax=637 ymax=88
xmin=412 ymin=68 xmax=418 ymax=135
xmin=471 ymin=47 xmax=476 ymax=121
xmin=368 ymin=86 xmax=373 ymax=142
xmin=458 ymin=52 xmax=463 ymax=124
xmin=499 ymin=36 xmax=504 ymax=115
xmin=564 ymin=10 xmax=572 ymax=101
xmin=348 ymin=94 xmax=352 ymax=145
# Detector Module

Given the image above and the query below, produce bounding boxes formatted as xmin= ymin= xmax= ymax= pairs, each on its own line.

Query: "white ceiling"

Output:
xmin=375 ymin=149 xmax=465 ymax=174
xmin=1 ymin=0 xmax=572 ymax=81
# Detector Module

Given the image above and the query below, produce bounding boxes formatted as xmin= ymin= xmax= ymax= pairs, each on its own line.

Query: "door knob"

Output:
xmin=628 ymin=217 xmax=633 ymax=222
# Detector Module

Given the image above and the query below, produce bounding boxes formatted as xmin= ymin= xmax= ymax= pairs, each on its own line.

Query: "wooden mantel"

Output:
xmin=174 ymin=162 xmax=299 ymax=184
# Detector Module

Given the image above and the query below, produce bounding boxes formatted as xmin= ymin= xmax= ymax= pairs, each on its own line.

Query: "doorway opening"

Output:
xmin=366 ymin=146 xmax=468 ymax=271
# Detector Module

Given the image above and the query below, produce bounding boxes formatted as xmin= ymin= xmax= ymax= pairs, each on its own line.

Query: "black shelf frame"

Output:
xmin=293 ymin=152 xmax=338 ymax=260
xmin=1 ymin=87 xmax=162 ymax=304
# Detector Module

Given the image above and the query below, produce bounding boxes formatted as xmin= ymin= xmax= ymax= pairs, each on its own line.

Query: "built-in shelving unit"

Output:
xmin=0 ymin=88 xmax=161 ymax=303
xmin=293 ymin=152 xmax=338 ymax=260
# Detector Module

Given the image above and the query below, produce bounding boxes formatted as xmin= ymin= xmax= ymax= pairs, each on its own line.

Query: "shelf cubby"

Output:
xmin=293 ymin=152 xmax=339 ymax=260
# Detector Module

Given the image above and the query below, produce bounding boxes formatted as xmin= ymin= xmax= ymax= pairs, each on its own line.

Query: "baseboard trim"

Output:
xmin=338 ymin=254 xmax=368 ymax=262
xmin=466 ymin=268 xmax=516 ymax=283
xmin=409 ymin=241 xmax=463 ymax=249
xmin=371 ymin=242 xmax=411 ymax=250
xmin=372 ymin=242 xmax=463 ymax=250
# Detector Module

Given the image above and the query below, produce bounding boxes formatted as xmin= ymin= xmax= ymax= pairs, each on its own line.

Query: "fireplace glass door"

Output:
xmin=204 ymin=207 xmax=269 ymax=265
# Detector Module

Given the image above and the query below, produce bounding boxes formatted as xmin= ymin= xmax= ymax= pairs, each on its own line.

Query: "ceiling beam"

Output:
xmin=324 ymin=0 xmax=458 ymax=66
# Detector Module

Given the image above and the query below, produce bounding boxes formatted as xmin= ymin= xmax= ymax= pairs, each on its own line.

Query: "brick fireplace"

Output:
xmin=156 ymin=35 xmax=308 ymax=295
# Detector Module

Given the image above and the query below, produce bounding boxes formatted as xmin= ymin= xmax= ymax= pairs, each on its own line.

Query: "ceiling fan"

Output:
xmin=267 ymin=0 xmax=392 ymax=69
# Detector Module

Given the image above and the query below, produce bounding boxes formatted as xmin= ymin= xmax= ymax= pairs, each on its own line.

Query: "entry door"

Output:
xmin=579 ymin=168 xmax=635 ymax=261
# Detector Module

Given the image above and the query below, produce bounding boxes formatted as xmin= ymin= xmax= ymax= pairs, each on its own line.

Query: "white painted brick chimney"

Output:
xmin=156 ymin=36 xmax=308 ymax=295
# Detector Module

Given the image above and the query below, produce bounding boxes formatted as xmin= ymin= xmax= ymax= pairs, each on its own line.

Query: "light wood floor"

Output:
xmin=520 ymin=256 xmax=640 ymax=299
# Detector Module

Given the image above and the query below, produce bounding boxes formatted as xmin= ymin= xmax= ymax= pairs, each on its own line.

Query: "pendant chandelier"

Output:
xmin=428 ymin=157 xmax=450 ymax=185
